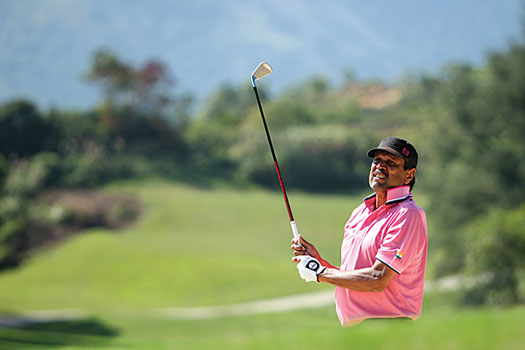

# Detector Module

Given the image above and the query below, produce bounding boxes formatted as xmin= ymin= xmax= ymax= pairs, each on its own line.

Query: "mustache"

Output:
xmin=373 ymin=169 xmax=387 ymax=176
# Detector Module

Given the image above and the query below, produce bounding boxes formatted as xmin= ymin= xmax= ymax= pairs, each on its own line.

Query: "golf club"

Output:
xmin=251 ymin=62 xmax=300 ymax=244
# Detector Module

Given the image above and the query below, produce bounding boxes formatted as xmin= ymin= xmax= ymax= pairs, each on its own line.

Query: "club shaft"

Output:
xmin=253 ymin=86 xmax=295 ymax=223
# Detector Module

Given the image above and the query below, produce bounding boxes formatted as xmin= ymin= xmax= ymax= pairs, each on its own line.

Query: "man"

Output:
xmin=292 ymin=136 xmax=428 ymax=326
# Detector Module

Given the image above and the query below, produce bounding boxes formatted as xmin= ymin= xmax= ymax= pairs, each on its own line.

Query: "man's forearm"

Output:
xmin=318 ymin=264 xmax=393 ymax=292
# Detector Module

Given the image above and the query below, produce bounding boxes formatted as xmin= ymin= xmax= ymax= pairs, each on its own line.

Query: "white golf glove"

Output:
xmin=296 ymin=255 xmax=326 ymax=283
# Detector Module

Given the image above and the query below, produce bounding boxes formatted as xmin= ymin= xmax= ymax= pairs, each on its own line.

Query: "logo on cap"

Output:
xmin=402 ymin=147 xmax=410 ymax=157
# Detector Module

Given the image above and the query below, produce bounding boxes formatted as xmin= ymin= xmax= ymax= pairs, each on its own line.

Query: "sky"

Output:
xmin=0 ymin=0 xmax=523 ymax=110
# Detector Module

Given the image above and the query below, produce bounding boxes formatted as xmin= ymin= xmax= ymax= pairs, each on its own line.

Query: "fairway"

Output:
xmin=0 ymin=180 xmax=523 ymax=349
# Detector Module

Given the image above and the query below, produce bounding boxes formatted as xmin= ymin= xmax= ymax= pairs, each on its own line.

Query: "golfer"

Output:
xmin=292 ymin=136 xmax=428 ymax=326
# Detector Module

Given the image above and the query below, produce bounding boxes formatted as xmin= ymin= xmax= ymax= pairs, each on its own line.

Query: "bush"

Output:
xmin=59 ymin=152 xmax=160 ymax=188
xmin=463 ymin=204 xmax=525 ymax=305
xmin=184 ymin=119 xmax=238 ymax=177
xmin=0 ymin=153 xmax=62 ymax=267
xmin=2 ymin=153 xmax=60 ymax=199
xmin=232 ymin=125 xmax=374 ymax=192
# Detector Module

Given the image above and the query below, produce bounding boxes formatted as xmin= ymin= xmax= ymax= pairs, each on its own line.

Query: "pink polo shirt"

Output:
xmin=334 ymin=186 xmax=428 ymax=326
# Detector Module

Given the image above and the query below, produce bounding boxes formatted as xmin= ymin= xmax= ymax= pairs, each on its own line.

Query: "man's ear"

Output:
xmin=405 ymin=168 xmax=416 ymax=185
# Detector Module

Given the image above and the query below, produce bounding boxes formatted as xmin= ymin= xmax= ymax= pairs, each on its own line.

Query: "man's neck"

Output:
xmin=375 ymin=190 xmax=388 ymax=210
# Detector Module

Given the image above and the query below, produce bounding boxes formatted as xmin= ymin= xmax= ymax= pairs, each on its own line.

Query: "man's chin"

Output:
xmin=369 ymin=181 xmax=388 ymax=191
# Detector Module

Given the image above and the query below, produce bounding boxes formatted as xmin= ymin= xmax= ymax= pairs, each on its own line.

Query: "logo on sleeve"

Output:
xmin=395 ymin=250 xmax=404 ymax=260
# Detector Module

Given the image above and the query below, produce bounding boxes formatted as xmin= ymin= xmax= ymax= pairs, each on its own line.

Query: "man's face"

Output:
xmin=369 ymin=151 xmax=416 ymax=191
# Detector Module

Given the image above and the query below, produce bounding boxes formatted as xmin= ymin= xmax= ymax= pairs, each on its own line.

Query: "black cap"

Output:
xmin=367 ymin=136 xmax=418 ymax=169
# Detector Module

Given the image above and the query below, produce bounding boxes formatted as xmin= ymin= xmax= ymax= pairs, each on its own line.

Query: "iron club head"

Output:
xmin=251 ymin=62 xmax=272 ymax=87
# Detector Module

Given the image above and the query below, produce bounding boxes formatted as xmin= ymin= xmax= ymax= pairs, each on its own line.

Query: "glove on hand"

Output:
xmin=296 ymin=255 xmax=326 ymax=283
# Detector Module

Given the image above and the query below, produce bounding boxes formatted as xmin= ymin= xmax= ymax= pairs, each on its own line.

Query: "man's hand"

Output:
xmin=291 ymin=234 xmax=338 ymax=272
xmin=293 ymin=255 xmax=326 ymax=283
xmin=291 ymin=234 xmax=322 ymax=260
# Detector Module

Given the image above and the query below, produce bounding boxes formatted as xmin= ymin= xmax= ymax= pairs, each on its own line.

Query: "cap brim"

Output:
xmin=367 ymin=146 xmax=406 ymax=160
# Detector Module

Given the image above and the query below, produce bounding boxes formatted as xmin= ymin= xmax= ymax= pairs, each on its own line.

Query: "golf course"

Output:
xmin=0 ymin=179 xmax=523 ymax=349
xmin=1 ymin=2 xmax=523 ymax=349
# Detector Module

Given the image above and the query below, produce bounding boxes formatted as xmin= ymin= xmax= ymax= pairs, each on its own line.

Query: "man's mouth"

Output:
xmin=373 ymin=171 xmax=386 ymax=180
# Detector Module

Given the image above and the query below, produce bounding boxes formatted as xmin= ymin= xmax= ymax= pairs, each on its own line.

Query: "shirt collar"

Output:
xmin=364 ymin=185 xmax=412 ymax=210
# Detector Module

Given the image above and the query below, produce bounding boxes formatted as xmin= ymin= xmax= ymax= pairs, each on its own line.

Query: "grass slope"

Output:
xmin=0 ymin=179 xmax=357 ymax=310
xmin=0 ymin=180 xmax=523 ymax=349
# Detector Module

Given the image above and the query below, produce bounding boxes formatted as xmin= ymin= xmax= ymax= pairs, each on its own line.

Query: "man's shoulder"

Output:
xmin=353 ymin=201 xmax=370 ymax=213
xmin=402 ymin=198 xmax=424 ymax=211
xmin=394 ymin=198 xmax=427 ymax=221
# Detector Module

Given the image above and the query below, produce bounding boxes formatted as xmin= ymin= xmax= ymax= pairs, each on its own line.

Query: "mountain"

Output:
xmin=0 ymin=0 xmax=522 ymax=110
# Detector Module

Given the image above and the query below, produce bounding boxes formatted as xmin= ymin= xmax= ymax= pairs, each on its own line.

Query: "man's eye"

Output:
xmin=373 ymin=158 xmax=398 ymax=167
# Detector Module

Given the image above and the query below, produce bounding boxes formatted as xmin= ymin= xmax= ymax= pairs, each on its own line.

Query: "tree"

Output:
xmin=86 ymin=48 xmax=179 ymax=118
xmin=86 ymin=48 xmax=188 ymax=158
xmin=0 ymin=100 xmax=54 ymax=158
xmin=86 ymin=48 xmax=134 ymax=106
xmin=424 ymin=42 xmax=525 ymax=276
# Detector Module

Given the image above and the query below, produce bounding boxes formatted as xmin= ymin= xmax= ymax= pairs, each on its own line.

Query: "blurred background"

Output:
xmin=0 ymin=1 xmax=524 ymax=349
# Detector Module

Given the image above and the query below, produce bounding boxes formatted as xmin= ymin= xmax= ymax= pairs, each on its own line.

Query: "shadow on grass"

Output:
xmin=0 ymin=316 xmax=119 ymax=349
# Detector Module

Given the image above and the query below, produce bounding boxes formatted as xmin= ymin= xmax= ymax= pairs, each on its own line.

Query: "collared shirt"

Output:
xmin=335 ymin=185 xmax=428 ymax=326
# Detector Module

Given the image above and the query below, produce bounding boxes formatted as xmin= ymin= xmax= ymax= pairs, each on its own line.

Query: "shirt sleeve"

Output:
xmin=375 ymin=208 xmax=427 ymax=274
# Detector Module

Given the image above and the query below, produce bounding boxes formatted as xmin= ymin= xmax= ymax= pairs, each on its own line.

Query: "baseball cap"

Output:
xmin=367 ymin=136 xmax=418 ymax=169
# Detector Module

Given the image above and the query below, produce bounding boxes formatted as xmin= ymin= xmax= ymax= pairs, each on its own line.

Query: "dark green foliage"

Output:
xmin=0 ymin=153 xmax=64 ymax=267
xmin=97 ymin=106 xmax=188 ymax=158
xmin=463 ymin=205 xmax=525 ymax=305
xmin=0 ymin=155 xmax=7 ymax=189
xmin=47 ymin=110 xmax=102 ymax=155
xmin=0 ymin=100 xmax=55 ymax=158
xmin=264 ymin=99 xmax=316 ymax=128
xmin=200 ymin=83 xmax=265 ymax=122
xmin=185 ymin=120 xmax=237 ymax=177
xmin=233 ymin=126 xmax=373 ymax=192
xmin=423 ymin=43 xmax=525 ymax=276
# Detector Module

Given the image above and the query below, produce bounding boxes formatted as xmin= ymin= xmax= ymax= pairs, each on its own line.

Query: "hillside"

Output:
xmin=0 ymin=1 xmax=521 ymax=109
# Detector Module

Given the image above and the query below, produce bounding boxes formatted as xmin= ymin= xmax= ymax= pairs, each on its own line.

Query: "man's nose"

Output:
xmin=374 ymin=160 xmax=387 ymax=168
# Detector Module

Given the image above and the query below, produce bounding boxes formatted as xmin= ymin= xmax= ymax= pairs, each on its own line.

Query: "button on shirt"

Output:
xmin=335 ymin=186 xmax=428 ymax=326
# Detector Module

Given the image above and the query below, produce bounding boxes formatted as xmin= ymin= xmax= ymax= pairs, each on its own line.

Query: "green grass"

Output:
xmin=1 ymin=305 xmax=524 ymax=350
xmin=0 ymin=179 xmax=354 ymax=310
xmin=0 ymin=179 xmax=523 ymax=349
xmin=112 ymin=306 xmax=525 ymax=350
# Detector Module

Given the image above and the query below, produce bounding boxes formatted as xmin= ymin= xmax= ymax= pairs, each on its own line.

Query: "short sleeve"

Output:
xmin=375 ymin=208 xmax=427 ymax=274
